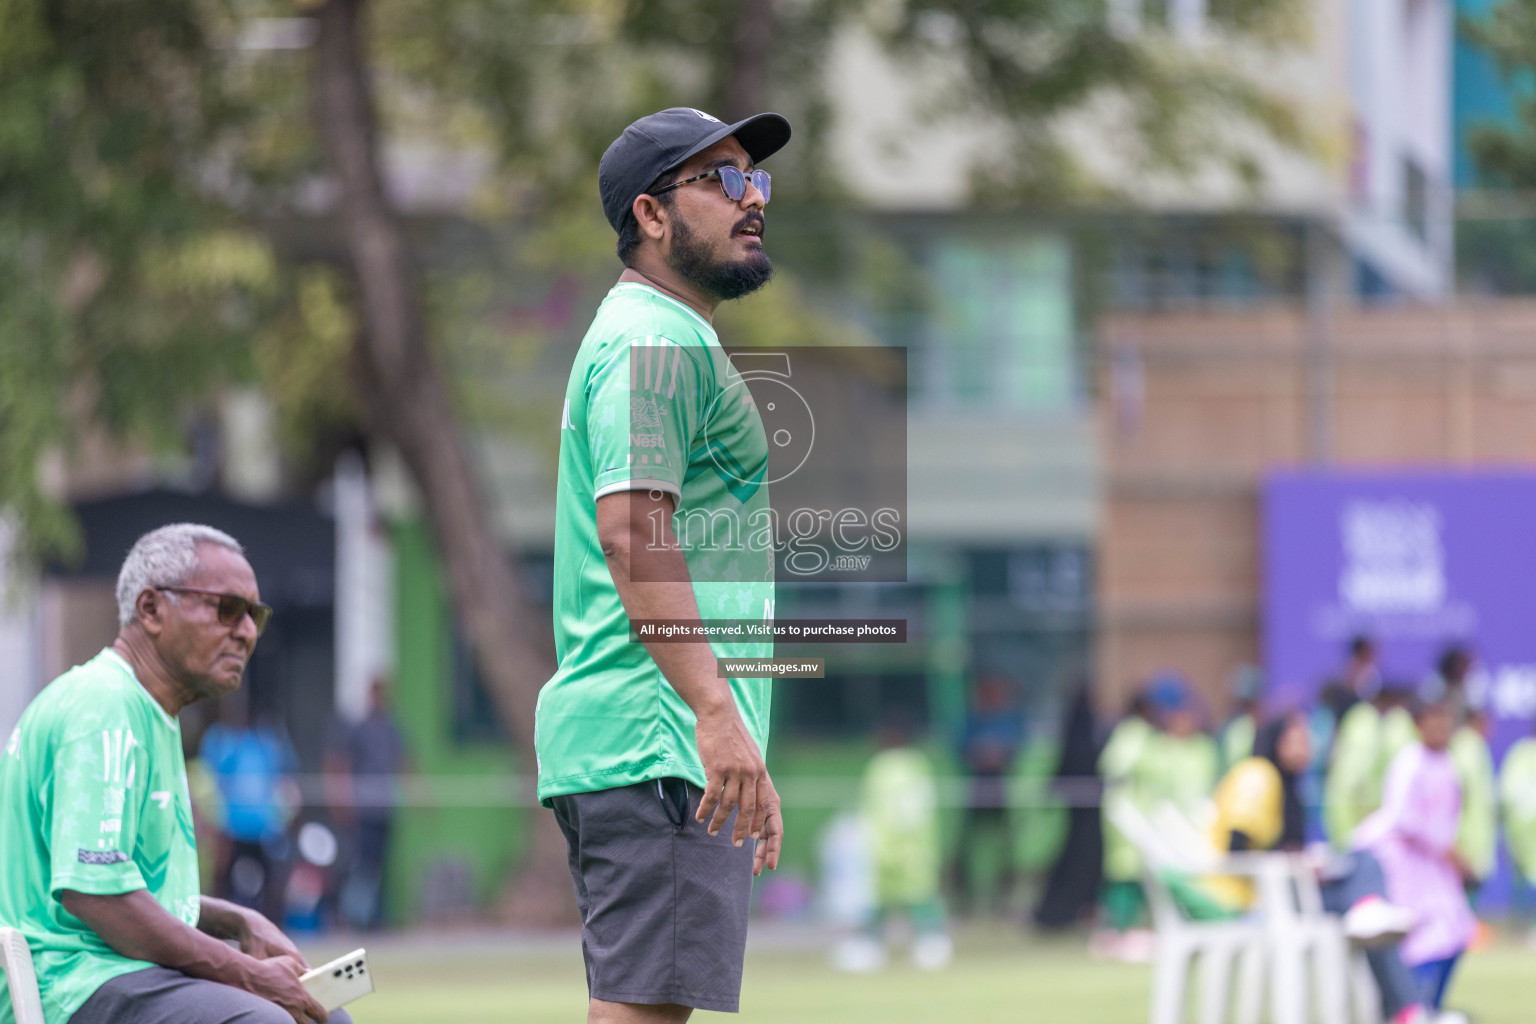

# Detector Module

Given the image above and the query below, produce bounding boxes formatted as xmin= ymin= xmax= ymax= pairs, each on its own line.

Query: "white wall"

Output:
xmin=333 ymin=453 xmax=395 ymax=723
xmin=1342 ymin=0 xmax=1453 ymax=298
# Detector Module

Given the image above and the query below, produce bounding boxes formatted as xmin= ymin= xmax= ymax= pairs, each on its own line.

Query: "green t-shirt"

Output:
xmin=536 ymin=282 xmax=774 ymax=803
xmin=0 ymin=649 xmax=201 ymax=1024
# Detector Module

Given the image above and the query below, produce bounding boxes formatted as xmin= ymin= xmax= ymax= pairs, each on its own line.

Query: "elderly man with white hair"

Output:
xmin=0 ymin=523 xmax=345 ymax=1024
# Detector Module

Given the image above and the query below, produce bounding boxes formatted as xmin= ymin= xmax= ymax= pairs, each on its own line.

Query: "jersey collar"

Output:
xmin=100 ymin=647 xmax=180 ymax=729
xmin=610 ymin=282 xmax=718 ymax=338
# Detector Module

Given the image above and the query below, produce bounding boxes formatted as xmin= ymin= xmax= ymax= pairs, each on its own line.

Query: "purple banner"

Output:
xmin=1265 ymin=470 xmax=1536 ymax=906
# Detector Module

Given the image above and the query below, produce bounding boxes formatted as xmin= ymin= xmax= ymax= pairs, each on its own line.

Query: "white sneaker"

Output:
xmin=1343 ymin=896 xmax=1417 ymax=948
xmin=830 ymin=936 xmax=886 ymax=973
xmin=911 ymin=933 xmax=953 ymax=970
xmin=1433 ymin=1011 xmax=1469 ymax=1024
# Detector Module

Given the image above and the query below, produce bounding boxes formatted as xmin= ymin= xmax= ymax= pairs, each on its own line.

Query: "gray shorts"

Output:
xmin=70 ymin=965 xmax=354 ymax=1024
xmin=549 ymin=777 xmax=755 ymax=1013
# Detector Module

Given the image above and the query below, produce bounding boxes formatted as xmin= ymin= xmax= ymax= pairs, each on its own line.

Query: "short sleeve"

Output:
xmin=588 ymin=338 xmax=712 ymax=501
xmin=48 ymin=713 xmax=148 ymax=898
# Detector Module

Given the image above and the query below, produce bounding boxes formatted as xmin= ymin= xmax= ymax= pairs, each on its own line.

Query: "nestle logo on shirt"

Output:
xmin=78 ymin=849 xmax=129 ymax=865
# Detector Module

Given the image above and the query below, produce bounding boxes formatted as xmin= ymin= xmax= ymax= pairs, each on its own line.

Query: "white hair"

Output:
xmin=116 ymin=523 xmax=246 ymax=628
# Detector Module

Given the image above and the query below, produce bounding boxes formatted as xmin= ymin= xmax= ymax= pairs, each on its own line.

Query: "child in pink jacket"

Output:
xmin=1353 ymin=696 xmax=1476 ymax=1013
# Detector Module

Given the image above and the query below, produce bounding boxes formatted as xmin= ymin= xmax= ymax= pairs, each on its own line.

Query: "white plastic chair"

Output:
xmin=1207 ymin=848 xmax=1376 ymax=1024
xmin=1107 ymin=800 xmax=1266 ymax=1024
xmin=0 ymin=927 xmax=45 ymax=1024
xmin=1119 ymin=800 xmax=1381 ymax=1024
xmin=1291 ymin=858 xmax=1380 ymax=1024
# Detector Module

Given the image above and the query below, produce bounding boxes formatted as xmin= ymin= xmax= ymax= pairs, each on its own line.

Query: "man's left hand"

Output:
xmin=751 ymin=785 xmax=783 ymax=878
xmin=239 ymin=910 xmax=309 ymax=968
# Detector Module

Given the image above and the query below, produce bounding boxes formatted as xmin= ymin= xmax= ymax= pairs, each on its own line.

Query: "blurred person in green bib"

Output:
xmin=1092 ymin=688 xmax=1157 ymax=960
xmin=1445 ymin=708 xmax=1496 ymax=894
xmin=832 ymin=717 xmax=950 ymax=973
xmin=1142 ymin=677 xmax=1219 ymax=824
xmin=1447 ymin=708 xmax=1495 ymax=889
xmin=1092 ymin=676 xmax=1216 ymax=961
xmin=1429 ymin=646 xmax=1496 ymax=895
xmin=1325 ymin=676 xmax=1418 ymax=850
xmin=1500 ymin=728 xmax=1536 ymax=938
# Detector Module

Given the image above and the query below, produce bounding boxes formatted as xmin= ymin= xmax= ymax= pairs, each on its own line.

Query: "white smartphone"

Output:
xmin=300 ymin=948 xmax=374 ymax=1012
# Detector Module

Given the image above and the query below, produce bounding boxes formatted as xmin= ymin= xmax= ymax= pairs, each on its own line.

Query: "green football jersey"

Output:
xmin=0 ymin=649 xmax=201 ymax=1024
xmin=536 ymin=282 xmax=774 ymax=803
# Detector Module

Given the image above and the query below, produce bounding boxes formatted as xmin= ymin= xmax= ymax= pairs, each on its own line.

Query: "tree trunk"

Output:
xmin=725 ymin=0 xmax=775 ymax=121
xmin=311 ymin=0 xmax=574 ymax=927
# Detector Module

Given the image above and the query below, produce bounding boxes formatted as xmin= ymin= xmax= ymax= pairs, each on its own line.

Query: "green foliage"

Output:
xmin=371 ymin=0 xmax=858 ymax=211
xmin=0 ymin=0 xmax=280 ymax=561
xmin=877 ymin=0 xmax=1306 ymax=199
xmin=1465 ymin=0 xmax=1536 ymax=188
xmin=376 ymin=0 xmax=1305 ymax=209
xmin=0 ymin=1 xmax=370 ymax=559
xmin=253 ymin=266 xmax=362 ymax=463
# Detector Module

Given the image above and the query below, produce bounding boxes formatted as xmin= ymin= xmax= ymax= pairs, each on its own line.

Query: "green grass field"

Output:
xmin=310 ymin=925 xmax=1534 ymax=1024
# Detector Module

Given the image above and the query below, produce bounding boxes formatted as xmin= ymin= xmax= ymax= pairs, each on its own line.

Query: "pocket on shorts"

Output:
xmin=656 ymin=777 xmax=691 ymax=832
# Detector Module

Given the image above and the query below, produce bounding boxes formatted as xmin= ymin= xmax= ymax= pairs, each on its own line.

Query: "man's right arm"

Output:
xmin=596 ymin=488 xmax=782 ymax=876
xmin=58 ymin=889 xmax=327 ymax=1024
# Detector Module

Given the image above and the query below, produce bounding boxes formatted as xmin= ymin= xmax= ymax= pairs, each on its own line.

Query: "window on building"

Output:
xmin=1106 ymin=224 xmax=1302 ymax=309
xmin=1404 ymin=156 xmax=1430 ymax=244
xmin=777 ymin=672 xmax=931 ymax=737
xmin=923 ymin=235 xmax=1078 ymax=413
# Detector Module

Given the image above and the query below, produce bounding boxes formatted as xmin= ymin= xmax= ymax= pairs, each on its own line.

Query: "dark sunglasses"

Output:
xmin=157 ymin=586 xmax=273 ymax=636
xmin=650 ymin=165 xmax=771 ymax=204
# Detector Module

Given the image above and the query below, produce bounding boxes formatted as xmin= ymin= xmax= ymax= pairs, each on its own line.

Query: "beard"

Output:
xmin=667 ymin=211 xmax=773 ymax=301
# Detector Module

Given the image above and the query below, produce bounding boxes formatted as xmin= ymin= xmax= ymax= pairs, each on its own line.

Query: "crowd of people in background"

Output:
xmin=1092 ymin=637 xmax=1536 ymax=1024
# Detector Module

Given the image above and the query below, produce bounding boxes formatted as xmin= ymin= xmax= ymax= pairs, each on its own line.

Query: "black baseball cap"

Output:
xmin=599 ymin=107 xmax=791 ymax=233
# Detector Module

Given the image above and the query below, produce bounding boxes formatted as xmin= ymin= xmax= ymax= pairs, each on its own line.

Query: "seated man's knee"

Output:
xmin=244 ymin=1003 xmax=300 ymax=1024
xmin=244 ymin=1005 xmax=350 ymax=1024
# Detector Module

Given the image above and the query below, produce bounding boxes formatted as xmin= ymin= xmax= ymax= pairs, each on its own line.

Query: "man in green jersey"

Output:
xmin=0 ymin=524 xmax=337 ymax=1024
xmin=537 ymin=107 xmax=791 ymax=1022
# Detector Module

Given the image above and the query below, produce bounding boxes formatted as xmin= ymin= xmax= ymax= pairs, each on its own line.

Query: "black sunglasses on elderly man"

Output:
xmin=156 ymin=586 xmax=273 ymax=636
xmin=650 ymin=165 xmax=771 ymax=204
